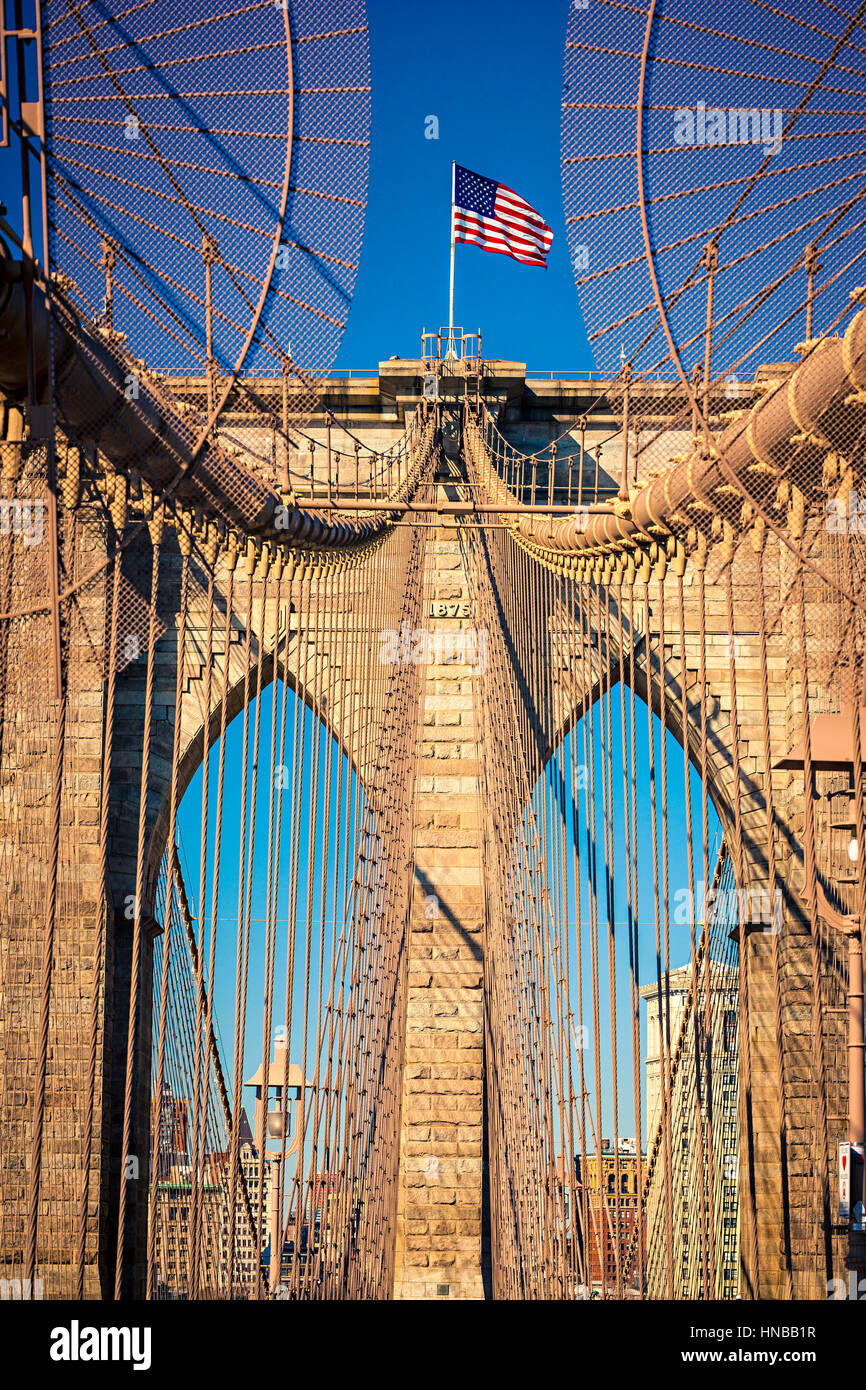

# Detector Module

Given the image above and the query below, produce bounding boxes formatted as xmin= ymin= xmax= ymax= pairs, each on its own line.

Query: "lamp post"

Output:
xmin=244 ymin=1032 xmax=308 ymax=1294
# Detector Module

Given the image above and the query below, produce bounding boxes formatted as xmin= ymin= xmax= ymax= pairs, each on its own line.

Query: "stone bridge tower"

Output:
xmin=0 ymin=353 xmax=851 ymax=1300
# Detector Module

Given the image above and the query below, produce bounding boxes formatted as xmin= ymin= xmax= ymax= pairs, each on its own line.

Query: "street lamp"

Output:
xmin=244 ymin=1032 xmax=311 ymax=1294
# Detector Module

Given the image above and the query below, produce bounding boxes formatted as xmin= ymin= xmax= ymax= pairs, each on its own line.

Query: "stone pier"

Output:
xmin=393 ymin=527 xmax=490 ymax=1299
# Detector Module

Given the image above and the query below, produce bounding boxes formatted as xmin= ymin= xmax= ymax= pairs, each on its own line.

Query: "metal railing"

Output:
xmin=325 ymin=365 xmax=677 ymax=383
xmin=324 ymin=364 xmax=686 ymax=384
xmin=421 ymin=326 xmax=482 ymax=363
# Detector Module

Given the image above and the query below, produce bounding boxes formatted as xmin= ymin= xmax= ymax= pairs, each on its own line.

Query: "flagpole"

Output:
xmin=448 ymin=161 xmax=455 ymax=357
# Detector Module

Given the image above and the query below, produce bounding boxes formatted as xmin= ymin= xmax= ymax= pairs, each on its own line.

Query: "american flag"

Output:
xmin=452 ymin=164 xmax=553 ymax=269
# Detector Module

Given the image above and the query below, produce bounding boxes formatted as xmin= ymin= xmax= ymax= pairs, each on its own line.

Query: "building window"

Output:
xmin=723 ymin=1011 xmax=737 ymax=1053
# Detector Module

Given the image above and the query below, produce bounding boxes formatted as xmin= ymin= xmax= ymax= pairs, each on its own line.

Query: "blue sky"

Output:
xmin=0 ymin=0 xmax=586 ymax=367
xmin=335 ymin=0 xmax=590 ymax=370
